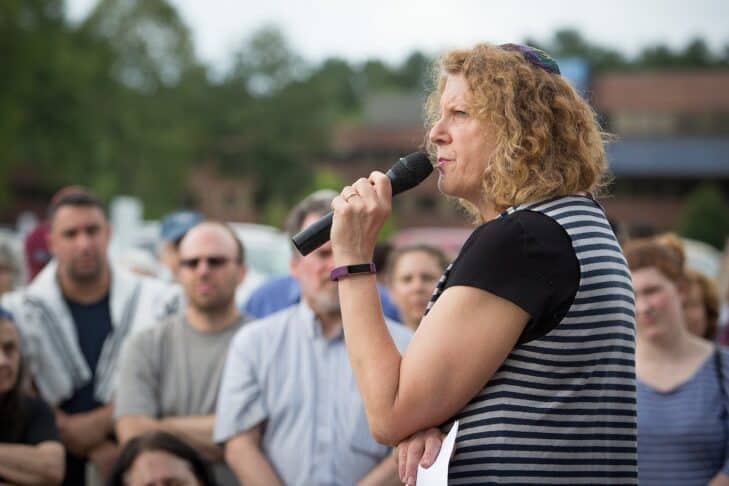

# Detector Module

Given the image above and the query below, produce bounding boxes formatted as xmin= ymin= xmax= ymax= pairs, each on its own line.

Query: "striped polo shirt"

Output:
xmin=427 ymin=195 xmax=637 ymax=484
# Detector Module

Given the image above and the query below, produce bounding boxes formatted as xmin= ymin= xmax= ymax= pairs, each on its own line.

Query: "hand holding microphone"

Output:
xmin=291 ymin=152 xmax=433 ymax=257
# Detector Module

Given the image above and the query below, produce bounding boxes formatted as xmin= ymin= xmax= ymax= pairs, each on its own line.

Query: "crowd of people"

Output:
xmin=0 ymin=41 xmax=728 ymax=486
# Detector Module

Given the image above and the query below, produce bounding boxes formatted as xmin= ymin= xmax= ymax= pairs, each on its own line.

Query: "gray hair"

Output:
xmin=284 ymin=189 xmax=337 ymax=239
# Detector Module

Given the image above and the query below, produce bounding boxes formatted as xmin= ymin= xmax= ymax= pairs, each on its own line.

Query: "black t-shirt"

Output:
xmin=60 ymin=294 xmax=113 ymax=486
xmin=0 ymin=395 xmax=59 ymax=444
xmin=444 ymin=209 xmax=579 ymax=343
xmin=60 ymin=294 xmax=112 ymax=414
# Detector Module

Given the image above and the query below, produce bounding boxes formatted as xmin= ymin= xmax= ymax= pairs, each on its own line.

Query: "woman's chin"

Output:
xmin=437 ymin=176 xmax=459 ymax=199
xmin=638 ymin=325 xmax=669 ymax=342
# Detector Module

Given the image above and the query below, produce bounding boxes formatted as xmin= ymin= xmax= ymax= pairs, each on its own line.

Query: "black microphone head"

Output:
xmin=386 ymin=152 xmax=433 ymax=195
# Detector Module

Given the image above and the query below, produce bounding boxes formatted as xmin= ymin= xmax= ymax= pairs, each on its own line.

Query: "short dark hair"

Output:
xmin=284 ymin=189 xmax=337 ymax=240
xmin=47 ymin=186 xmax=106 ymax=223
xmin=106 ymin=431 xmax=216 ymax=486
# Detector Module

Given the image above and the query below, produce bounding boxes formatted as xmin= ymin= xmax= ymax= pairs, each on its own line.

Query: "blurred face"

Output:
xmin=178 ymin=224 xmax=245 ymax=314
xmin=124 ymin=450 xmax=201 ymax=486
xmin=388 ymin=251 xmax=443 ymax=330
xmin=49 ymin=205 xmax=110 ymax=284
xmin=429 ymin=74 xmax=497 ymax=207
xmin=290 ymin=214 xmax=339 ymax=317
xmin=0 ymin=319 xmax=20 ymax=394
xmin=632 ymin=267 xmax=685 ymax=341
xmin=683 ymin=280 xmax=709 ymax=339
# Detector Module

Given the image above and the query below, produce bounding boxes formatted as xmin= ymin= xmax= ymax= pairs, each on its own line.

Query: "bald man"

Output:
xmin=115 ymin=222 xmax=249 ymax=485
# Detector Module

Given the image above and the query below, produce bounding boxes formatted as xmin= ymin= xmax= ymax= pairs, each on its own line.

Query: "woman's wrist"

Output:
xmin=330 ymin=263 xmax=376 ymax=281
xmin=333 ymin=249 xmax=373 ymax=267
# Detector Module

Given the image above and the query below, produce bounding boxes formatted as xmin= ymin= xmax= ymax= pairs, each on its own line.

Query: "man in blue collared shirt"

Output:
xmin=214 ymin=191 xmax=411 ymax=485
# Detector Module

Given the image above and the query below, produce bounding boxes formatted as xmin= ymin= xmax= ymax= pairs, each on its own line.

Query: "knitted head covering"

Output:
xmin=499 ymin=43 xmax=561 ymax=75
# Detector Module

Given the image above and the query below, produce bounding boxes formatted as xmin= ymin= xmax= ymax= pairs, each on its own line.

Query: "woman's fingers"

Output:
xmin=404 ymin=436 xmax=425 ymax=485
xmin=421 ymin=429 xmax=444 ymax=467
xmin=395 ymin=428 xmax=445 ymax=485
xmin=397 ymin=440 xmax=408 ymax=482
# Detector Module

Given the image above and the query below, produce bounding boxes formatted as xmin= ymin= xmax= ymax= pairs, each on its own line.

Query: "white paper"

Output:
xmin=416 ymin=420 xmax=459 ymax=486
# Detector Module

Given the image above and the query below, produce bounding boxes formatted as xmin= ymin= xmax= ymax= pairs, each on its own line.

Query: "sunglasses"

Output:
xmin=179 ymin=256 xmax=234 ymax=269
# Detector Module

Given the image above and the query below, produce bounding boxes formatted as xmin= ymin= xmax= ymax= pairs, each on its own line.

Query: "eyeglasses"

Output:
xmin=179 ymin=256 xmax=234 ymax=270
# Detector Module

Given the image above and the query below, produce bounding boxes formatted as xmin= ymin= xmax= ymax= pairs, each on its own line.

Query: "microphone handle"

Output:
xmin=292 ymin=212 xmax=334 ymax=256
xmin=292 ymin=165 xmax=411 ymax=256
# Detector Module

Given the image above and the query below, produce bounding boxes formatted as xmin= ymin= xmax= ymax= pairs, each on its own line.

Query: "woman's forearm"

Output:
xmin=339 ymin=274 xmax=407 ymax=444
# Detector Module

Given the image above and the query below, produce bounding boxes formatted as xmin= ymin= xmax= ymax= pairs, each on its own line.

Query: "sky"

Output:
xmin=66 ymin=0 xmax=729 ymax=68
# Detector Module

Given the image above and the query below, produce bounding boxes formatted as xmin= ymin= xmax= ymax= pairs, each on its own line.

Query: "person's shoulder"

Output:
xmin=127 ymin=314 xmax=180 ymax=348
xmin=0 ymin=287 xmax=26 ymax=314
xmin=135 ymin=273 xmax=182 ymax=307
xmin=248 ymin=275 xmax=297 ymax=297
xmin=232 ymin=305 xmax=296 ymax=346
xmin=456 ymin=213 xmax=529 ymax=258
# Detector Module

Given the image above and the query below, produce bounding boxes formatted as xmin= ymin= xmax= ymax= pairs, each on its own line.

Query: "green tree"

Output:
xmin=81 ymin=0 xmax=197 ymax=91
xmin=0 ymin=0 xmax=120 ymax=206
xmin=208 ymin=27 xmax=327 ymax=208
xmin=396 ymin=51 xmax=432 ymax=90
xmin=307 ymin=58 xmax=360 ymax=113
xmin=229 ymin=25 xmax=306 ymax=96
xmin=78 ymin=0 xmax=205 ymax=215
xmin=675 ymin=184 xmax=729 ymax=250
xmin=533 ymin=28 xmax=627 ymax=73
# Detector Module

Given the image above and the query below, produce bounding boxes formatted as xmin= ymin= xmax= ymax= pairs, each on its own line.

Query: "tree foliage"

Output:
xmin=1 ymin=4 xmax=726 ymax=219
xmin=675 ymin=184 xmax=729 ymax=250
xmin=527 ymin=28 xmax=729 ymax=73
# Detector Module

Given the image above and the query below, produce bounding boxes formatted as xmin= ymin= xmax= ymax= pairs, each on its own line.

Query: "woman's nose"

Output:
xmin=635 ymin=296 xmax=651 ymax=316
xmin=429 ymin=117 xmax=450 ymax=145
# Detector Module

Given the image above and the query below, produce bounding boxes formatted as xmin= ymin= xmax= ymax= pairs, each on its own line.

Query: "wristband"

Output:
xmin=330 ymin=263 xmax=376 ymax=281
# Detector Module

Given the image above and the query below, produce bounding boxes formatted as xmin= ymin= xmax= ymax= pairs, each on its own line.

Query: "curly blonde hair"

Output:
xmin=425 ymin=43 xmax=610 ymax=219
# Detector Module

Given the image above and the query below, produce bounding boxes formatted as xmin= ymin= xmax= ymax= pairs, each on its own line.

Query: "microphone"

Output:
xmin=292 ymin=152 xmax=433 ymax=256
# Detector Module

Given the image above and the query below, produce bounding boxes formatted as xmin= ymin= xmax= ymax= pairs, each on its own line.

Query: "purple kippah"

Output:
xmin=499 ymin=43 xmax=561 ymax=75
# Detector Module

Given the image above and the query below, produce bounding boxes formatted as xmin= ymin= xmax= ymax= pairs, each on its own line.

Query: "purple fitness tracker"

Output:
xmin=330 ymin=263 xmax=377 ymax=281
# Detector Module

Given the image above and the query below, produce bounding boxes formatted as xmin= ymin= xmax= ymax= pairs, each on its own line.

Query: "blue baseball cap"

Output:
xmin=160 ymin=210 xmax=203 ymax=244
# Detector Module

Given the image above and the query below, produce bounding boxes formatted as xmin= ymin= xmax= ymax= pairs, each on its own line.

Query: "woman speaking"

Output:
xmin=330 ymin=42 xmax=636 ymax=485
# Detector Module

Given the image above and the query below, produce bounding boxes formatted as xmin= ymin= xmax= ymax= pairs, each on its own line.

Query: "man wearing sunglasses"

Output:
xmin=115 ymin=222 xmax=248 ymax=485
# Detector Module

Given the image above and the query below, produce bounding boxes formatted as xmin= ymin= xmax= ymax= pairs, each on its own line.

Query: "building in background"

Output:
xmin=318 ymin=67 xmax=729 ymax=243
xmin=594 ymin=71 xmax=729 ymax=233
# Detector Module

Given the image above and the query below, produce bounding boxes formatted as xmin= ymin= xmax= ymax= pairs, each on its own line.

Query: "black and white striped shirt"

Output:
xmin=427 ymin=195 xmax=637 ymax=484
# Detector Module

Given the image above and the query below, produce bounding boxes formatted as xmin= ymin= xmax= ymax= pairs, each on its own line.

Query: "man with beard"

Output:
xmin=115 ymin=222 xmax=248 ymax=485
xmin=214 ymin=191 xmax=411 ymax=486
xmin=1 ymin=187 xmax=178 ymax=485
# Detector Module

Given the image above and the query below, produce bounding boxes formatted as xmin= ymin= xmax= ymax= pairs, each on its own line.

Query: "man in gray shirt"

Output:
xmin=215 ymin=190 xmax=411 ymax=486
xmin=116 ymin=222 xmax=249 ymax=485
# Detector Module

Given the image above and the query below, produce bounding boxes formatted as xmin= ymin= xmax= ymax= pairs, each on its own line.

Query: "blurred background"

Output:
xmin=1 ymin=0 xmax=728 ymax=284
